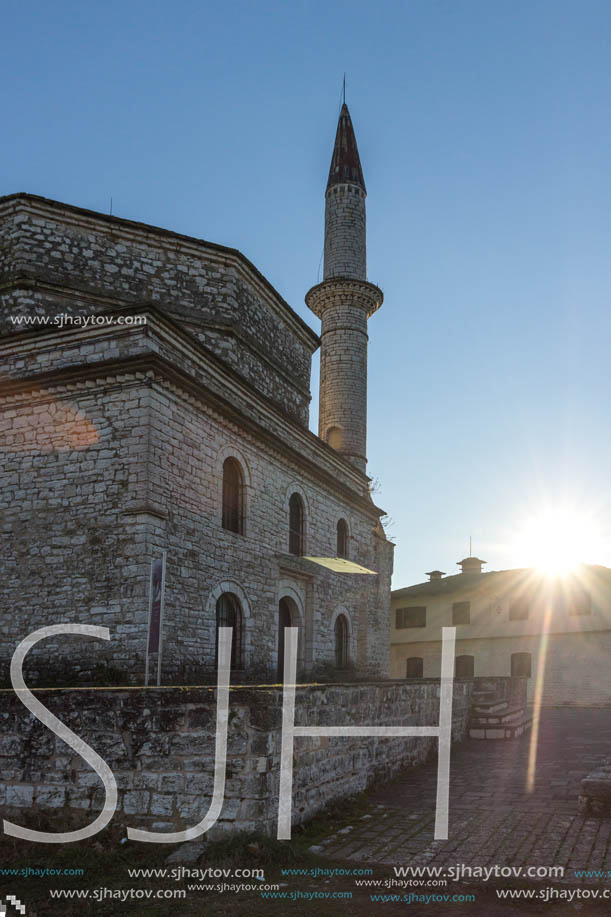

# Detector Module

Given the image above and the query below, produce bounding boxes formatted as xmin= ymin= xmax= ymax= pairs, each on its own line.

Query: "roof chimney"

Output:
xmin=457 ymin=557 xmax=486 ymax=575
xmin=426 ymin=570 xmax=445 ymax=581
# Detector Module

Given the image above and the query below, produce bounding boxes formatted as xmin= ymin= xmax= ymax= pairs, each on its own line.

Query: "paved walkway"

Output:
xmin=318 ymin=709 xmax=611 ymax=880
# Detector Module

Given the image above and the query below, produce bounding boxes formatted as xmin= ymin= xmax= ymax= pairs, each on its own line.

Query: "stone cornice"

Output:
xmin=120 ymin=506 xmax=168 ymax=521
xmin=0 ymin=349 xmax=385 ymax=520
xmin=305 ymin=277 xmax=383 ymax=318
xmin=0 ymin=282 xmax=313 ymax=401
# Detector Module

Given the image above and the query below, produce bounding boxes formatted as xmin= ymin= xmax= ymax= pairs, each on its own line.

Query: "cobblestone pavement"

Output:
xmin=317 ymin=709 xmax=611 ymax=880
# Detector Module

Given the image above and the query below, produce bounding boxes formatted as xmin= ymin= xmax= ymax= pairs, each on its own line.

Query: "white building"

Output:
xmin=391 ymin=558 xmax=611 ymax=705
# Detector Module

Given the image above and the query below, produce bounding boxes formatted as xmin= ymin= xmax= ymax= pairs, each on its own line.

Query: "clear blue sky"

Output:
xmin=3 ymin=0 xmax=611 ymax=586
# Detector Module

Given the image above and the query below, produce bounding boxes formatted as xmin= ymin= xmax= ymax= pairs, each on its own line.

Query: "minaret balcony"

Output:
xmin=305 ymin=277 xmax=383 ymax=320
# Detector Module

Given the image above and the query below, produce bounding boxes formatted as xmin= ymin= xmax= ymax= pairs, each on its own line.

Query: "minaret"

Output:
xmin=306 ymin=103 xmax=383 ymax=474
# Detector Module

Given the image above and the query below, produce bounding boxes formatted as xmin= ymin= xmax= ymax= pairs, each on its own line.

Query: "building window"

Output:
xmin=215 ymin=593 xmax=243 ymax=670
xmin=509 ymin=597 xmax=529 ymax=621
xmin=567 ymin=589 xmax=591 ymax=616
xmin=337 ymin=519 xmax=348 ymax=558
xmin=455 ymin=655 xmax=474 ymax=678
xmin=222 ymin=458 xmax=244 ymax=534
xmin=511 ymin=652 xmax=531 ymax=678
xmin=334 ymin=614 xmax=349 ymax=668
xmin=452 ymin=601 xmax=470 ymax=625
xmin=396 ymin=606 xmax=426 ymax=628
xmin=405 ymin=657 xmax=423 ymax=678
xmin=288 ymin=493 xmax=304 ymax=555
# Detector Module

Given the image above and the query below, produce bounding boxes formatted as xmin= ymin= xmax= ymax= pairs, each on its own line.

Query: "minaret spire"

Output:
xmin=306 ymin=101 xmax=383 ymax=474
xmin=327 ymin=103 xmax=365 ymax=194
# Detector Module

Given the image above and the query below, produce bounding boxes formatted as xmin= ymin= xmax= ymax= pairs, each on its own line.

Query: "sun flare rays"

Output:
xmin=512 ymin=502 xmax=607 ymax=577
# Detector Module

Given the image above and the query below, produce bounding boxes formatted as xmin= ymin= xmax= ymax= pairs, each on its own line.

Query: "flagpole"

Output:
xmin=144 ymin=557 xmax=155 ymax=686
xmin=156 ymin=551 xmax=167 ymax=687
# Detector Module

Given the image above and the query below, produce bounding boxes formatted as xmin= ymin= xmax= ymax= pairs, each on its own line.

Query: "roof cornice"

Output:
xmin=0 ymin=193 xmax=320 ymax=352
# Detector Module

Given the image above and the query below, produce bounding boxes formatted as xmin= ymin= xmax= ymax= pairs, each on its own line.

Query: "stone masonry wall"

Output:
xmin=0 ymin=196 xmax=317 ymax=426
xmin=0 ymin=316 xmax=365 ymax=497
xmin=0 ymin=680 xmax=473 ymax=837
xmin=0 ymin=334 xmax=391 ymax=683
xmin=0 ymin=377 xmax=152 ymax=683
xmin=117 ymin=374 xmax=392 ymax=679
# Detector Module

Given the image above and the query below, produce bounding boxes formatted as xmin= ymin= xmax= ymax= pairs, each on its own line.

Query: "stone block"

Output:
xmin=0 ymin=736 xmax=21 ymax=756
xmin=176 ymin=794 xmax=203 ymax=820
xmin=150 ymin=794 xmax=174 ymax=816
xmin=122 ymin=791 xmax=150 ymax=815
xmin=6 ymin=785 xmax=34 ymax=807
xmin=183 ymin=773 xmax=214 ymax=795
xmin=170 ymin=733 xmax=214 ymax=756
xmin=132 ymin=771 xmax=160 ymax=790
xmin=159 ymin=773 xmax=185 ymax=793
xmin=36 ymin=786 xmax=66 ymax=808
xmin=67 ymin=787 xmax=91 ymax=809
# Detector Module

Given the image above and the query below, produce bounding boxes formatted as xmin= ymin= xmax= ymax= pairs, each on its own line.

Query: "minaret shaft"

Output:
xmin=318 ymin=301 xmax=368 ymax=469
xmin=324 ymin=184 xmax=366 ymax=280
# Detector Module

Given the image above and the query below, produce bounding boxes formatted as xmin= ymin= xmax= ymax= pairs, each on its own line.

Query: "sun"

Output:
xmin=517 ymin=504 xmax=604 ymax=576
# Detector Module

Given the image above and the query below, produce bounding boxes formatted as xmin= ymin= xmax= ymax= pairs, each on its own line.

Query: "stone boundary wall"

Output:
xmin=0 ymin=680 xmax=475 ymax=838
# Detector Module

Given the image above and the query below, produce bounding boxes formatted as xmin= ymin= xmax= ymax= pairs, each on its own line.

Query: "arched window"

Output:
xmin=334 ymin=614 xmax=349 ymax=668
xmin=511 ymin=652 xmax=532 ymax=678
xmin=288 ymin=493 xmax=304 ymax=555
xmin=278 ymin=597 xmax=298 ymax=680
xmin=405 ymin=657 xmax=423 ymax=678
xmin=455 ymin=655 xmax=474 ymax=678
xmin=215 ymin=593 xmax=243 ymax=670
xmin=336 ymin=519 xmax=348 ymax=558
xmin=222 ymin=458 xmax=244 ymax=534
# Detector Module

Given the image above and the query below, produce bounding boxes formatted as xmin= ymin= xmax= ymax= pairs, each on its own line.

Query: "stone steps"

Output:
xmin=472 ymin=700 xmax=510 ymax=715
xmin=469 ymin=706 xmax=533 ymax=740
xmin=471 ymin=704 xmax=528 ymax=726
xmin=469 ymin=677 xmax=531 ymax=739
